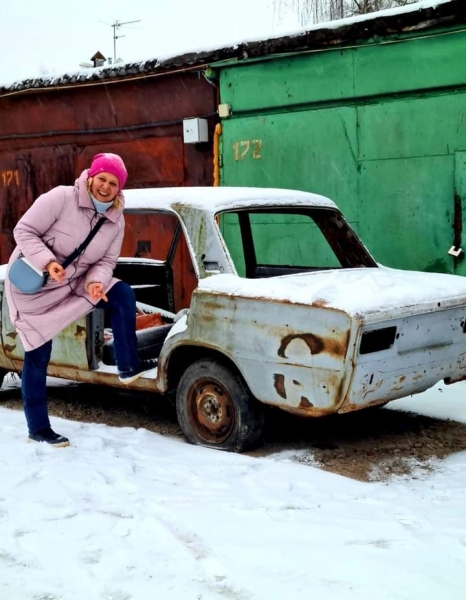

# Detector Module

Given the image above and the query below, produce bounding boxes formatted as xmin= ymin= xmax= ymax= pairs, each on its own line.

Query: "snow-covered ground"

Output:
xmin=1 ymin=378 xmax=466 ymax=599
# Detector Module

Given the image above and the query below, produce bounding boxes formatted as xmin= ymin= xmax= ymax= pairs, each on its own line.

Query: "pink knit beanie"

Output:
xmin=88 ymin=153 xmax=128 ymax=190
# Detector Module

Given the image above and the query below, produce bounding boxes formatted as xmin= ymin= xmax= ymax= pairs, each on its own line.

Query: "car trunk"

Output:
xmin=197 ymin=267 xmax=466 ymax=412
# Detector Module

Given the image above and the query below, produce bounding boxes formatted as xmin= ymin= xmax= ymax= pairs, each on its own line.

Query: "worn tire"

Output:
xmin=176 ymin=358 xmax=265 ymax=452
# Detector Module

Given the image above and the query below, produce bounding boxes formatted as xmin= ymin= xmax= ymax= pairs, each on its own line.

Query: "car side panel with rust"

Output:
xmin=158 ymin=289 xmax=357 ymax=415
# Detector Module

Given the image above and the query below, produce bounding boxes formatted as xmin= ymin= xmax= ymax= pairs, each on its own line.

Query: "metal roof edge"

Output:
xmin=1 ymin=0 xmax=463 ymax=97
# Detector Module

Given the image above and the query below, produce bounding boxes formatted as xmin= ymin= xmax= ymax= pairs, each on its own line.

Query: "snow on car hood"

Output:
xmin=197 ymin=267 xmax=466 ymax=321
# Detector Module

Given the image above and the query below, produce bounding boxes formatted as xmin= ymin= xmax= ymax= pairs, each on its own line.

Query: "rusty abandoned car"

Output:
xmin=2 ymin=187 xmax=466 ymax=452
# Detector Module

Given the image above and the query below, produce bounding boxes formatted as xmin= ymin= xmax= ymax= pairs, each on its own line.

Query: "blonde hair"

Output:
xmin=87 ymin=176 xmax=123 ymax=210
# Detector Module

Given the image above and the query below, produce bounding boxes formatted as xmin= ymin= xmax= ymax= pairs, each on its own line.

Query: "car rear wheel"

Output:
xmin=176 ymin=358 xmax=265 ymax=452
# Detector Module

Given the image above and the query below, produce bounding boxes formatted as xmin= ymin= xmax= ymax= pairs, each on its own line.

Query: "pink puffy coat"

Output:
xmin=5 ymin=170 xmax=125 ymax=352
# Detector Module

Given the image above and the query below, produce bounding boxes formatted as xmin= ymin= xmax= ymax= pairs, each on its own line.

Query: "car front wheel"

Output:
xmin=176 ymin=358 xmax=265 ymax=452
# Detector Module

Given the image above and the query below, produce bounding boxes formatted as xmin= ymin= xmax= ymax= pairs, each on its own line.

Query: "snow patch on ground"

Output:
xmin=1 ymin=378 xmax=466 ymax=598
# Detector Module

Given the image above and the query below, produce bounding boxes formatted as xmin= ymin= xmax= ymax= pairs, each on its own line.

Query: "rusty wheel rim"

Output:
xmin=187 ymin=379 xmax=235 ymax=444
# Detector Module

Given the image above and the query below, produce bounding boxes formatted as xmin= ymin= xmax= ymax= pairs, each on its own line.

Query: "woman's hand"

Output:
xmin=46 ymin=261 xmax=65 ymax=283
xmin=87 ymin=282 xmax=108 ymax=302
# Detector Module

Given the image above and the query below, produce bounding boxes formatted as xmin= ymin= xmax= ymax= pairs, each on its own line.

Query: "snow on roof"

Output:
xmin=197 ymin=266 xmax=466 ymax=320
xmin=0 ymin=0 xmax=458 ymax=93
xmin=271 ymin=0 xmax=454 ymax=35
xmin=123 ymin=186 xmax=337 ymax=214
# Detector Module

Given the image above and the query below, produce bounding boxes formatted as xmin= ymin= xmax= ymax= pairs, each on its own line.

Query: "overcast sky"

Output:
xmin=0 ymin=0 xmax=301 ymax=85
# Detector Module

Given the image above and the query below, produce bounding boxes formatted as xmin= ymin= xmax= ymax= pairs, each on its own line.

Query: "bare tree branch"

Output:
xmin=273 ymin=0 xmax=417 ymax=25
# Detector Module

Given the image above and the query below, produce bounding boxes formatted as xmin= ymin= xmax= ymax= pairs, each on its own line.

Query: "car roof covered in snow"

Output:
xmin=123 ymin=186 xmax=337 ymax=214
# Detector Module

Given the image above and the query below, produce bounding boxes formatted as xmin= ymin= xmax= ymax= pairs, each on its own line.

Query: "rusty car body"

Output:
xmin=2 ymin=187 xmax=466 ymax=452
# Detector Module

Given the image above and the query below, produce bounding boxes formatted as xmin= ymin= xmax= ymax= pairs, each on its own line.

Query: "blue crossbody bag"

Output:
xmin=8 ymin=218 xmax=105 ymax=294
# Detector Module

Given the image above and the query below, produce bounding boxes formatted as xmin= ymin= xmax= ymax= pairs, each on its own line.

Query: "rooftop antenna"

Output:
xmin=111 ymin=19 xmax=141 ymax=61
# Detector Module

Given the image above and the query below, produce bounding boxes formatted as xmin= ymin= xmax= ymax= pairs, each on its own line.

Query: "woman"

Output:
xmin=5 ymin=153 xmax=156 ymax=448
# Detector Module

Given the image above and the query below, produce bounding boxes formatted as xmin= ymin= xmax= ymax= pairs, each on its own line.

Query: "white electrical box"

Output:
xmin=218 ymin=103 xmax=232 ymax=118
xmin=183 ymin=118 xmax=209 ymax=144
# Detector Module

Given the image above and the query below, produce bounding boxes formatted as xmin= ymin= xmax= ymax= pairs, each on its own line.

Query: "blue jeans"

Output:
xmin=22 ymin=281 xmax=140 ymax=434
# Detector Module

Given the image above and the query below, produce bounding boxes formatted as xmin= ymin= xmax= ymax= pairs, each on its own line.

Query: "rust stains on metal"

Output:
xmin=278 ymin=333 xmax=324 ymax=358
xmin=281 ymin=405 xmax=332 ymax=417
xmin=335 ymin=375 xmax=354 ymax=412
xmin=311 ymin=298 xmax=329 ymax=308
xmin=0 ymin=74 xmax=216 ymax=265
xmin=340 ymin=398 xmax=388 ymax=413
xmin=274 ymin=373 xmax=287 ymax=399
xmin=44 ymin=365 xmax=163 ymax=393
xmin=278 ymin=330 xmax=349 ymax=359
xmin=299 ymin=396 xmax=314 ymax=408
xmin=325 ymin=330 xmax=350 ymax=359
xmin=198 ymin=300 xmax=224 ymax=313
xmin=75 ymin=325 xmax=86 ymax=337
xmin=198 ymin=312 xmax=217 ymax=324
xmin=336 ymin=375 xmax=346 ymax=403
xmin=399 ymin=375 xmax=406 ymax=383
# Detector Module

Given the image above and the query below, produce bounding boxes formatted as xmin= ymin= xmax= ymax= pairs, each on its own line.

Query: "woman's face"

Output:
xmin=90 ymin=172 xmax=119 ymax=203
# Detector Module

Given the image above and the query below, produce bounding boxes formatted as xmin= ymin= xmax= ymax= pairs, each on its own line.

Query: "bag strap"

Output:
xmin=62 ymin=218 xmax=106 ymax=269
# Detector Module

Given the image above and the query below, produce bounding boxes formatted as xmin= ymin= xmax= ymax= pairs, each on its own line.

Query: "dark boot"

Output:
xmin=28 ymin=427 xmax=70 ymax=448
